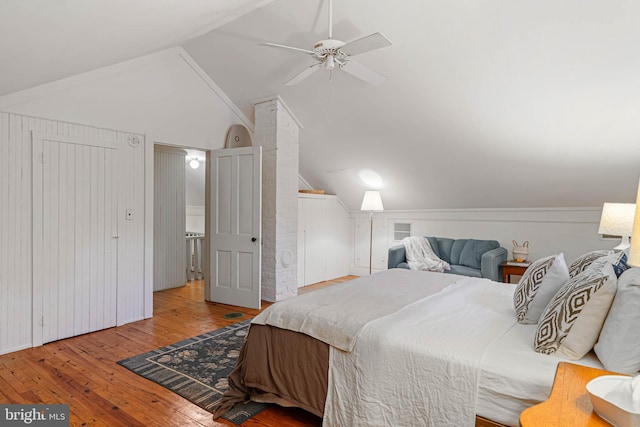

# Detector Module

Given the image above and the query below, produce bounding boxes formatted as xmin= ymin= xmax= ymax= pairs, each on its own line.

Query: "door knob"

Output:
xmin=251 ymin=237 xmax=257 ymax=242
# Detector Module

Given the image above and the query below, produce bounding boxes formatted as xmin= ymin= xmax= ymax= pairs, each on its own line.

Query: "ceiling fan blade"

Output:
xmin=340 ymin=32 xmax=392 ymax=57
xmin=340 ymin=60 xmax=387 ymax=85
xmin=261 ymin=42 xmax=315 ymax=55
xmin=285 ymin=63 xmax=322 ymax=86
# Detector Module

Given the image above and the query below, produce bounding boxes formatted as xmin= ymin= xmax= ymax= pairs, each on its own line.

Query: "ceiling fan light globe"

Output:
xmin=325 ymin=55 xmax=335 ymax=70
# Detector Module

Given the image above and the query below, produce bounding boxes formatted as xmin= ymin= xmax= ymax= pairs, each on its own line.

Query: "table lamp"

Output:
xmin=598 ymin=202 xmax=636 ymax=251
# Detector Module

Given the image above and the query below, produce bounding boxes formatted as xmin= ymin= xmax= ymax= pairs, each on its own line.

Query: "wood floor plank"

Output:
xmin=0 ymin=278 xmax=347 ymax=426
xmin=36 ymin=345 xmax=171 ymax=427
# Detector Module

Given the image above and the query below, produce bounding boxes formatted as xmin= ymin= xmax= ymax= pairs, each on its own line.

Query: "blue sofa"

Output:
xmin=387 ymin=237 xmax=508 ymax=283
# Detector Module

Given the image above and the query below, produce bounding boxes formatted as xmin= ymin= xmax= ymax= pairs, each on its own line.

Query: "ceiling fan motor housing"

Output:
xmin=313 ymin=39 xmax=346 ymax=55
xmin=261 ymin=0 xmax=391 ymax=87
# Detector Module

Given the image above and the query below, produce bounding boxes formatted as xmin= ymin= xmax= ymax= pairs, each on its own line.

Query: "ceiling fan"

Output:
xmin=261 ymin=0 xmax=392 ymax=86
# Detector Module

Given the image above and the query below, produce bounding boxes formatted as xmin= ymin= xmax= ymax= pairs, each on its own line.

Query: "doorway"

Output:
xmin=153 ymin=145 xmax=206 ymax=293
xmin=151 ymin=144 xmax=262 ymax=309
xmin=185 ymin=148 xmax=206 ymax=284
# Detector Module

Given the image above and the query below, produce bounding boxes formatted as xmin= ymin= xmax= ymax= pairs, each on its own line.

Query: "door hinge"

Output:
xmin=39 ymin=153 xmax=46 ymax=164
xmin=39 ymin=316 xmax=45 ymax=326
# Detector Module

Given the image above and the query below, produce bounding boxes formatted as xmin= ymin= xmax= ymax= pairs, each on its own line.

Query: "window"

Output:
xmin=393 ymin=222 xmax=411 ymax=241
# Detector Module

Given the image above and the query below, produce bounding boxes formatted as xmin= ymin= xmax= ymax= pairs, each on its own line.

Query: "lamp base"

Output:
xmin=613 ymin=235 xmax=631 ymax=251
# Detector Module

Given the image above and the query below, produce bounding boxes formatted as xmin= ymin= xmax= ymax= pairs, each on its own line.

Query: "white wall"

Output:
xmin=0 ymin=112 xmax=145 ymax=354
xmin=185 ymin=149 xmax=206 ymax=233
xmin=0 ymin=48 xmax=252 ymax=149
xmin=350 ymin=207 xmax=613 ymax=276
xmin=186 ymin=206 xmax=206 ymax=234
xmin=0 ymin=48 xmax=253 ymax=355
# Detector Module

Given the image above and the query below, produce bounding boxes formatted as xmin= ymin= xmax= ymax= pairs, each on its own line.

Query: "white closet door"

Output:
xmin=32 ymin=133 xmax=118 ymax=345
xmin=298 ymin=194 xmax=350 ymax=287
xmin=303 ymin=197 xmax=328 ymax=286
xmin=297 ymin=197 xmax=306 ymax=287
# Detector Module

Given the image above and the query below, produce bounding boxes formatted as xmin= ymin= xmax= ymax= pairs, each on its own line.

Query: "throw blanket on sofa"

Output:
xmin=402 ymin=236 xmax=451 ymax=272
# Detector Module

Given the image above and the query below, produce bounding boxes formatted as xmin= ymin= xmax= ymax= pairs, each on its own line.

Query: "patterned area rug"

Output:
xmin=117 ymin=319 xmax=268 ymax=425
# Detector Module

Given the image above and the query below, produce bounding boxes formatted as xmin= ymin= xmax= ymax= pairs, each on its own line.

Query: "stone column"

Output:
xmin=254 ymin=97 xmax=300 ymax=302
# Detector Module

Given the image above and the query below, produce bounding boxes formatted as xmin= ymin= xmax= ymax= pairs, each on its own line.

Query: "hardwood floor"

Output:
xmin=0 ymin=277 xmax=357 ymax=427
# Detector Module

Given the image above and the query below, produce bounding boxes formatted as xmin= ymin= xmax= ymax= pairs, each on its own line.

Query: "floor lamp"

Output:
xmin=361 ymin=190 xmax=384 ymax=274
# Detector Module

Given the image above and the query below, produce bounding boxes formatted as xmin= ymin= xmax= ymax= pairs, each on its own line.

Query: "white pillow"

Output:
xmin=594 ymin=268 xmax=640 ymax=373
xmin=513 ymin=253 xmax=569 ymax=324
xmin=534 ymin=263 xmax=617 ymax=360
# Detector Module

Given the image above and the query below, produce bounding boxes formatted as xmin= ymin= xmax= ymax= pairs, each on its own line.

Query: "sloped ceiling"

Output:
xmin=2 ymin=0 xmax=640 ymax=210
xmin=184 ymin=0 xmax=640 ymax=210
xmin=0 ymin=0 xmax=273 ymax=95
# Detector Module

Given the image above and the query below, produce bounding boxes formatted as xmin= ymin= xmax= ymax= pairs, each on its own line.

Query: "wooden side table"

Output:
xmin=519 ymin=362 xmax=617 ymax=427
xmin=501 ymin=262 xmax=531 ymax=283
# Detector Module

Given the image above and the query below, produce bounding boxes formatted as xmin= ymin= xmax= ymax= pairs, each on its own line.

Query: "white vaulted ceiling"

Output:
xmin=0 ymin=0 xmax=274 ymax=95
xmin=2 ymin=0 xmax=640 ymax=210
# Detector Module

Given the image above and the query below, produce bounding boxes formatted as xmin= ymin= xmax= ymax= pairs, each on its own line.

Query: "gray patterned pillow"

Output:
xmin=568 ymin=250 xmax=614 ymax=278
xmin=513 ymin=253 xmax=569 ymax=324
xmin=534 ymin=263 xmax=617 ymax=360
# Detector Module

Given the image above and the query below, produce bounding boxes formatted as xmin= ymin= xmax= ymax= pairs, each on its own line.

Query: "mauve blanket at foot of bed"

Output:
xmin=212 ymin=324 xmax=329 ymax=419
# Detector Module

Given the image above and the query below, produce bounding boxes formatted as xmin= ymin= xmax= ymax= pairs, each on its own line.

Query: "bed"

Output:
xmin=212 ymin=268 xmax=610 ymax=426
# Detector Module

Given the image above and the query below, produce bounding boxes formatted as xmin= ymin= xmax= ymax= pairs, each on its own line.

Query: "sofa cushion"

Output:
xmin=426 ymin=237 xmax=442 ymax=260
xmin=459 ymin=239 xmax=500 ymax=269
xmin=450 ymin=239 xmax=468 ymax=265
xmin=446 ymin=265 xmax=483 ymax=278
xmin=432 ymin=237 xmax=454 ymax=264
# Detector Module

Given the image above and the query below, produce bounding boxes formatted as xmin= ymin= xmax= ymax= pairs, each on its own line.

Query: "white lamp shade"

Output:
xmin=598 ymin=203 xmax=635 ymax=236
xmin=629 ymin=181 xmax=640 ymax=267
xmin=189 ymin=158 xmax=200 ymax=169
xmin=361 ymin=190 xmax=384 ymax=211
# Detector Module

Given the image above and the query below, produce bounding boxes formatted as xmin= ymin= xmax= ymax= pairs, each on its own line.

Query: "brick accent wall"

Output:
xmin=254 ymin=98 xmax=300 ymax=302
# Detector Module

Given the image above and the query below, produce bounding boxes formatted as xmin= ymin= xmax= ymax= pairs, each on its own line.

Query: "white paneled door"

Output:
xmin=206 ymin=146 xmax=261 ymax=309
xmin=32 ymin=133 xmax=118 ymax=346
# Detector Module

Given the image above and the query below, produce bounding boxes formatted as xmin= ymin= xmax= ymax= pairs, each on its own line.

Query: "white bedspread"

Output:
xmin=252 ymin=269 xmax=461 ymax=351
xmin=324 ymin=278 xmax=517 ymax=427
xmin=477 ymin=321 xmax=603 ymax=426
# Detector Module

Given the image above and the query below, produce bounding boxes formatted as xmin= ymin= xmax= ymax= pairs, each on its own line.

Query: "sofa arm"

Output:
xmin=388 ymin=244 xmax=408 ymax=269
xmin=481 ymin=247 xmax=508 ymax=282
